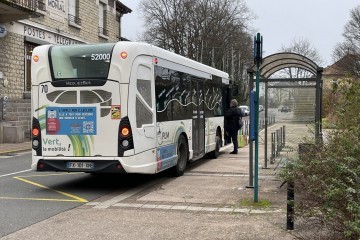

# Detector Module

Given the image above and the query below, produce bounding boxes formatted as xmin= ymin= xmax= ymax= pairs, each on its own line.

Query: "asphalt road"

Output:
xmin=0 ymin=152 xmax=162 ymax=238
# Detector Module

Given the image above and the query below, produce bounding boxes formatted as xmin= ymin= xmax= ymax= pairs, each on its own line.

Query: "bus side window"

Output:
xmin=137 ymin=65 xmax=152 ymax=108
xmin=136 ymin=97 xmax=153 ymax=128
xmin=136 ymin=64 xmax=153 ymax=128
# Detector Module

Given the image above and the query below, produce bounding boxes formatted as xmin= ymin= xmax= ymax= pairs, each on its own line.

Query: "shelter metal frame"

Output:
xmin=246 ymin=52 xmax=323 ymax=187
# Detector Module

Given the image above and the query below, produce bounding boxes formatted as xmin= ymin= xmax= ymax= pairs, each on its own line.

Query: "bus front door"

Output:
xmin=192 ymin=79 xmax=205 ymax=158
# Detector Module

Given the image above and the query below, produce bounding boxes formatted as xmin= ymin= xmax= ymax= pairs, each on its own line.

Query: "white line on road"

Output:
xmin=0 ymin=169 xmax=32 ymax=178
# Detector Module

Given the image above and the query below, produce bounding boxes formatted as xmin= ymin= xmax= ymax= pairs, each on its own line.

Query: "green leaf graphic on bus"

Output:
xmin=68 ymin=135 xmax=92 ymax=156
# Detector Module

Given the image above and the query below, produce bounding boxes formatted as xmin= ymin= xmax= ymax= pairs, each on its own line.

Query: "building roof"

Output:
xmin=323 ymin=54 xmax=357 ymax=78
xmin=116 ymin=1 xmax=132 ymax=14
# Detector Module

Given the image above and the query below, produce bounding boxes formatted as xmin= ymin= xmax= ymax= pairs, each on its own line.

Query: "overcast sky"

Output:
xmin=120 ymin=0 xmax=359 ymax=66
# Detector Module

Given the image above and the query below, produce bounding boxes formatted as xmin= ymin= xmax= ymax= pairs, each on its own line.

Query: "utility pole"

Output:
xmin=253 ymin=33 xmax=263 ymax=203
xmin=200 ymin=40 xmax=203 ymax=63
xmin=231 ymin=47 xmax=234 ymax=80
xmin=211 ymin=47 xmax=215 ymax=68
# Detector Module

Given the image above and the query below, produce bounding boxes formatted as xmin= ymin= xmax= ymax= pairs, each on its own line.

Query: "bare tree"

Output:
xmin=276 ymin=37 xmax=323 ymax=79
xmin=139 ymin=0 xmax=254 ymax=102
xmin=333 ymin=5 xmax=360 ymax=78
xmin=266 ymin=38 xmax=323 ymax=111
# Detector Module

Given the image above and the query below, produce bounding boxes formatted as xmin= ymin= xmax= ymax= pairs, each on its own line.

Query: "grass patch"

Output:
xmin=237 ymin=198 xmax=271 ymax=208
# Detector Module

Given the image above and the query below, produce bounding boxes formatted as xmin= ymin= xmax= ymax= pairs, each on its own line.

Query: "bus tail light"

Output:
xmin=120 ymin=126 xmax=131 ymax=137
xmin=118 ymin=116 xmax=134 ymax=157
xmin=32 ymin=128 xmax=39 ymax=137
xmin=32 ymin=117 xmax=42 ymax=156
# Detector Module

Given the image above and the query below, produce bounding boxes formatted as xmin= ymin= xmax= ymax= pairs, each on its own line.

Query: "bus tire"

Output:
xmin=208 ymin=134 xmax=221 ymax=159
xmin=171 ymin=135 xmax=188 ymax=177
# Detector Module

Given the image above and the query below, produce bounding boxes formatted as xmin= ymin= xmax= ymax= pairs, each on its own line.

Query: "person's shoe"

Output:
xmin=230 ymin=151 xmax=238 ymax=154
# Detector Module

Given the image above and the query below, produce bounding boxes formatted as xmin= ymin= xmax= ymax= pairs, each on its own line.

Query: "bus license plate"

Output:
xmin=67 ymin=162 xmax=94 ymax=169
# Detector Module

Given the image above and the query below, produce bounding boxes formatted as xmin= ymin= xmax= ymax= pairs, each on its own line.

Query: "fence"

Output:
xmin=242 ymin=115 xmax=276 ymax=136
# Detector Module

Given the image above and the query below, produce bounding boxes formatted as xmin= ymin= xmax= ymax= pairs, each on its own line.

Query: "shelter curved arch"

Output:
xmin=251 ymin=52 xmax=320 ymax=78
xmin=263 ymin=63 xmax=316 ymax=78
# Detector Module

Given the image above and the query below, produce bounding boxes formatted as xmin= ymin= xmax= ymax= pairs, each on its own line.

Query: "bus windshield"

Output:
xmin=49 ymin=43 xmax=115 ymax=80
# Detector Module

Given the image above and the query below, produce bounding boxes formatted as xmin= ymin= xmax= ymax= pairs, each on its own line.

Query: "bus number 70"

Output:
xmin=41 ymin=84 xmax=48 ymax=93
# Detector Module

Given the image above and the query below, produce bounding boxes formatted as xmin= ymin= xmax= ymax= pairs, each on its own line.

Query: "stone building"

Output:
xmin=0 ymin=0 xmax=131 ymax=143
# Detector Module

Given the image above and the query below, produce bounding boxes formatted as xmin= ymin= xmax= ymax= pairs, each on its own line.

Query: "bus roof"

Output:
xmin=116 ymin=42 xmax=229 ymax=81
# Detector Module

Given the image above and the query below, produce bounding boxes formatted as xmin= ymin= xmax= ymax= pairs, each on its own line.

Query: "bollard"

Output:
xmin=270 ymin=132 xmax=275 ymax=164
xmin=245 ymin=120 xmax=249 ymax=136
xmin=276 ymin=129 xmax=280 ymax=156
xmin=283 ymin=125 xmax=286 ymax=147
xmin=286 ymin=182 xmax=294 ymax=230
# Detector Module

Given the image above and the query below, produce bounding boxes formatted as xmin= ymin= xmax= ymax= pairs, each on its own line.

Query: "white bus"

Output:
xmin=31 ymin=42 xmax=230 ymax=176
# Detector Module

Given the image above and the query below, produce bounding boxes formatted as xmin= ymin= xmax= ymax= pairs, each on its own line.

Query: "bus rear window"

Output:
xmin=49 ymin=43 xmax=115 ymax=80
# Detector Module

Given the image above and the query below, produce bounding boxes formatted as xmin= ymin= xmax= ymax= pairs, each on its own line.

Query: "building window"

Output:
xmin=108 ymin=0 xmax=114 ymax=8
xmin=68 ymin=0 xmax=81 ymax=26
xmin=25 ymin=42 xmax=38 ymax=92
xmin=99 ymin=3 xmax=109 ymax=37
xmin=37 ymin=0 xmax=46 ymax=11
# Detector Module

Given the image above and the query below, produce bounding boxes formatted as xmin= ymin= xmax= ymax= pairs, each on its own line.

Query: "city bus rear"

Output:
xmin=31 ymin=43 xmax=129 ymax=173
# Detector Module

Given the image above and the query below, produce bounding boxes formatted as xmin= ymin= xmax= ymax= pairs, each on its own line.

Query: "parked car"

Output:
xmin=280 ymin=106 xmax=291 ymax=112
xmin=259 ymin=105 xmax=264 ymax=112
xmin=239 ymin=105 xmax=250 ymax=116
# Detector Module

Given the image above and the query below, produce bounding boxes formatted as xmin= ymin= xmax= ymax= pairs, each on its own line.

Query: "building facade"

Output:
xmin=0 ymin=0 xmax=131 ymax=143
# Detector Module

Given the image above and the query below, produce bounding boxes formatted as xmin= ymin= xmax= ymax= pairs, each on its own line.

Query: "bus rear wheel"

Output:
xmin=171 ymin=135 xmax=188 ymax=177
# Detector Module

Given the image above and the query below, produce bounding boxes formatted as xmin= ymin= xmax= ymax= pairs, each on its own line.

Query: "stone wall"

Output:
xmin=0 ymin=98 xmax=31 ymax=143
xmin=0 ymin=32 xmax=25 ymax=99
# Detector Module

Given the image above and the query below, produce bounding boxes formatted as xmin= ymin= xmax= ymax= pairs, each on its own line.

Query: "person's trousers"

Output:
xmin=229 ymin=130 xmax=239 ymax=153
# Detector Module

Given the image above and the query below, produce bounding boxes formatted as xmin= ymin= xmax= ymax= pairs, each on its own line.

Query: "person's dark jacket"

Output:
xmin=225 ymin=107 xmax=243 ymax=132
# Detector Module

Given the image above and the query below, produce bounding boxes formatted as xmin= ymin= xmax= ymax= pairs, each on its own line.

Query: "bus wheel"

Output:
xmin=208 ymin=134 xmax=220 ymax=159
xmin=171 ymin=135 xmax=188 ymax=177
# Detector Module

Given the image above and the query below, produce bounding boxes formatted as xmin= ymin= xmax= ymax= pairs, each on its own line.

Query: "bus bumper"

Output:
xmin=31 ymin=149 xmax=158 ymax=174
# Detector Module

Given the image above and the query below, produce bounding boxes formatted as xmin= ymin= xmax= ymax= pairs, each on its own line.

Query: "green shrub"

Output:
xmin=281 ymin=78 xmax=360 ymax=239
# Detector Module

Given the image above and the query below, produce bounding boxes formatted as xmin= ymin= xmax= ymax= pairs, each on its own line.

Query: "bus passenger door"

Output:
xmin=192 ymin=78 xmax=205 ymax=158
xmin=129 ymin=56 xmax=156 ymax=154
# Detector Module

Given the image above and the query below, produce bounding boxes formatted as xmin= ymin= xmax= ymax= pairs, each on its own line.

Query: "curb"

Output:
xmin=0 ymin=148 xmax=32 ymax=156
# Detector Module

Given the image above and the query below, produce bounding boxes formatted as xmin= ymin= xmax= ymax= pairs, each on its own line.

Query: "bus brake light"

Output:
xmin=32 ymin=128 xmax=40 ymax=137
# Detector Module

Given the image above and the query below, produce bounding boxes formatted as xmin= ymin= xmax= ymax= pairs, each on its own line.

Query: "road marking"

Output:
xmin=14 ymin=176 xmax=88 ymax=203
xmin=0 ymin=169 xmax=32 ymax=178
xmin=0 ymin=171 xmax=87 ymax=203
xmin=0 ymin=196 xmax=84 ymax=202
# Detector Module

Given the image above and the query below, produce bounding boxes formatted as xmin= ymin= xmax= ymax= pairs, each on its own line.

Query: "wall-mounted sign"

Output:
xmin=0 ymin=25 xmax=7 ymax=38
xmin=47 ymin=0 xmax=67 ymax=22
xmin=23 ymin=25 xmax=81 ymax=45
xmin=5 ymin=22 xmax=85 ymax=45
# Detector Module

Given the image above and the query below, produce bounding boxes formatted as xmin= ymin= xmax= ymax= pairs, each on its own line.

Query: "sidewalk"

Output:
xmin=0 ymin=123 xmax=311 ymax=240
xmin=0 ymin=141 xmax=31 ymax=155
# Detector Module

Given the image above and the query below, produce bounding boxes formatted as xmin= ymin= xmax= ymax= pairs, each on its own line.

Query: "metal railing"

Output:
xmin=98 ymin=27 xmax=109 ymax=37
xmin=68 ymin=14 xmax=82 ymax=26
xmin=5 ymin=0 xmax=37 ymax=11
